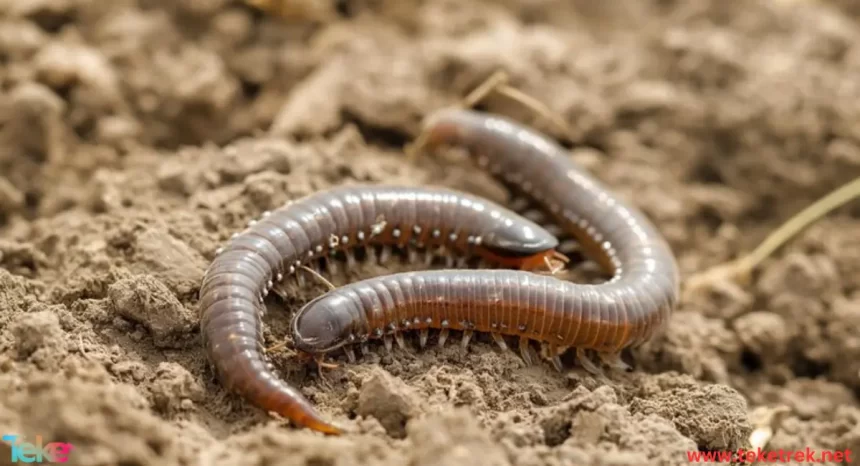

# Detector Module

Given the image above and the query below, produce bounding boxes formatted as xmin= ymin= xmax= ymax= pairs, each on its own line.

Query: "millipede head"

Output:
xmin=476 ymin=216 xmax=560 ymax=263
xmin=291 ymin=293 xmax=356 ymax=354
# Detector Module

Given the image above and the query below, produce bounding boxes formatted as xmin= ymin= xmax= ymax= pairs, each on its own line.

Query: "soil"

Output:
xmin=1 ymin=0 xmax=859 ymax=465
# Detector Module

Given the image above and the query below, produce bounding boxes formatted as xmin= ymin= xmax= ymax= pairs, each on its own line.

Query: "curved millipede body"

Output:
xmin=199 ymin=184 xmax=563 ymax=435
xmin=292 ymin=109 xmax=680 ymax=375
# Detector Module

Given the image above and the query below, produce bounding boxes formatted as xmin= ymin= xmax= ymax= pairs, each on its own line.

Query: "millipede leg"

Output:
xmin=540 ymin=343 xmax=564 ymax=371
xmin=394 ymin=332 xmax=407 ymax=350
xmin=491 ymin=333 xmax=507 ymax=351
xmin=408 ymin=248 xmax=419 ymax=264
xmin=461 ymin=330 xmax=473 ymax=348
xmin=438 ymin=329 xmax=449 ymax=347
xmin=384 ymin=335 xmax=393 ymax=353
xmin=314 ymin=355 xmax=339 ymax=370
xmin=510 ymin=196 xmax=530 ymax=212
xmin=598 ymin=351 xmax=632 ymax=372
xmin=346 ymin=250 xmax=357 ymax=269
xmin=576 ymin=348 xmax=604 ymax=376
xmin=265 ymin=340 xmax=289 ymax=353
xmin=419 ymin=328 xmax=429 ymax=348
xmin=379 ymin=245 xmax=392 ymax=264
xmin=423 ymin=248 xmax=435 ymax=266
xmin=519 ymin=337 xmax=534 ymax=365
xmin=271 ymin=281 xmax=291 ymax=300
xmin=300 ymin=265 xmax=336 ymax=291
xmin=324 ymin=256 xmax=337 ymax=275
xmin=360 ymin=344 xmax=370 ymax=356
xmin=345 ymin=347 xmax=356 ymax=363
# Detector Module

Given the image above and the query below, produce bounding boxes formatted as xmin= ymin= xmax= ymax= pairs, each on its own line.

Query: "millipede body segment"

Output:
xmin=292 ymin=109 xmax=680 ymax=375
xmin=198 ymin=184 xmax=563 ymax=435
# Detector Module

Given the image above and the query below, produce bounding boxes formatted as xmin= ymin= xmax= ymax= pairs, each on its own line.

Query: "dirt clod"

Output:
xmin=108 ymin=275 xmax=196 ymax=348
xmin=10 ymin=311 xmax=67 ymax=369
xmin=357 ymin=367 xmax=423 ymax=438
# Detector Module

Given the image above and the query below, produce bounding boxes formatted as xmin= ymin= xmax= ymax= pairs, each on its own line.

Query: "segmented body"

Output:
xmin=292 ymin=109 xmax=680 ymax=375
xmin=199 ymin=184 xmax=561 ymax=435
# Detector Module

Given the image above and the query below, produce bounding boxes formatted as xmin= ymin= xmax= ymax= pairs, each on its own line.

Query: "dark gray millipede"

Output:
xmin=198 ymin=184 xmax=566 ymax=435
xmin=291 ymin=109 xmax=680 ymax=422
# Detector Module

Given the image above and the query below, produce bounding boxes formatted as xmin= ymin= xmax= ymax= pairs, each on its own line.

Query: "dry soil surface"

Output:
xmin=1 ymin=0 xmax=859 ymax=465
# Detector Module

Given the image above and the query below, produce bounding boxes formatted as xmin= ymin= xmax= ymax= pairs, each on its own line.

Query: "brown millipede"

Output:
xmin=292 ymin=108 xmax=679 ymax=378
xmin=198 ymin=184 xmax=564 ymax=435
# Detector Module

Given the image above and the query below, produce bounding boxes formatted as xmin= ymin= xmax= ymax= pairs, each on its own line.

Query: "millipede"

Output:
xmin=198 ymin=184 xmax=566 ymax=435
xmin=289 ymin=108 xmax=680 ymax=429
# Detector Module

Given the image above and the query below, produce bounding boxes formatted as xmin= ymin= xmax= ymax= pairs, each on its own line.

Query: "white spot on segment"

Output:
xmin=644 ymin=258 xmax=658 ymax=273
xmin=371 ymin=218 xmax=387 ymax=236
